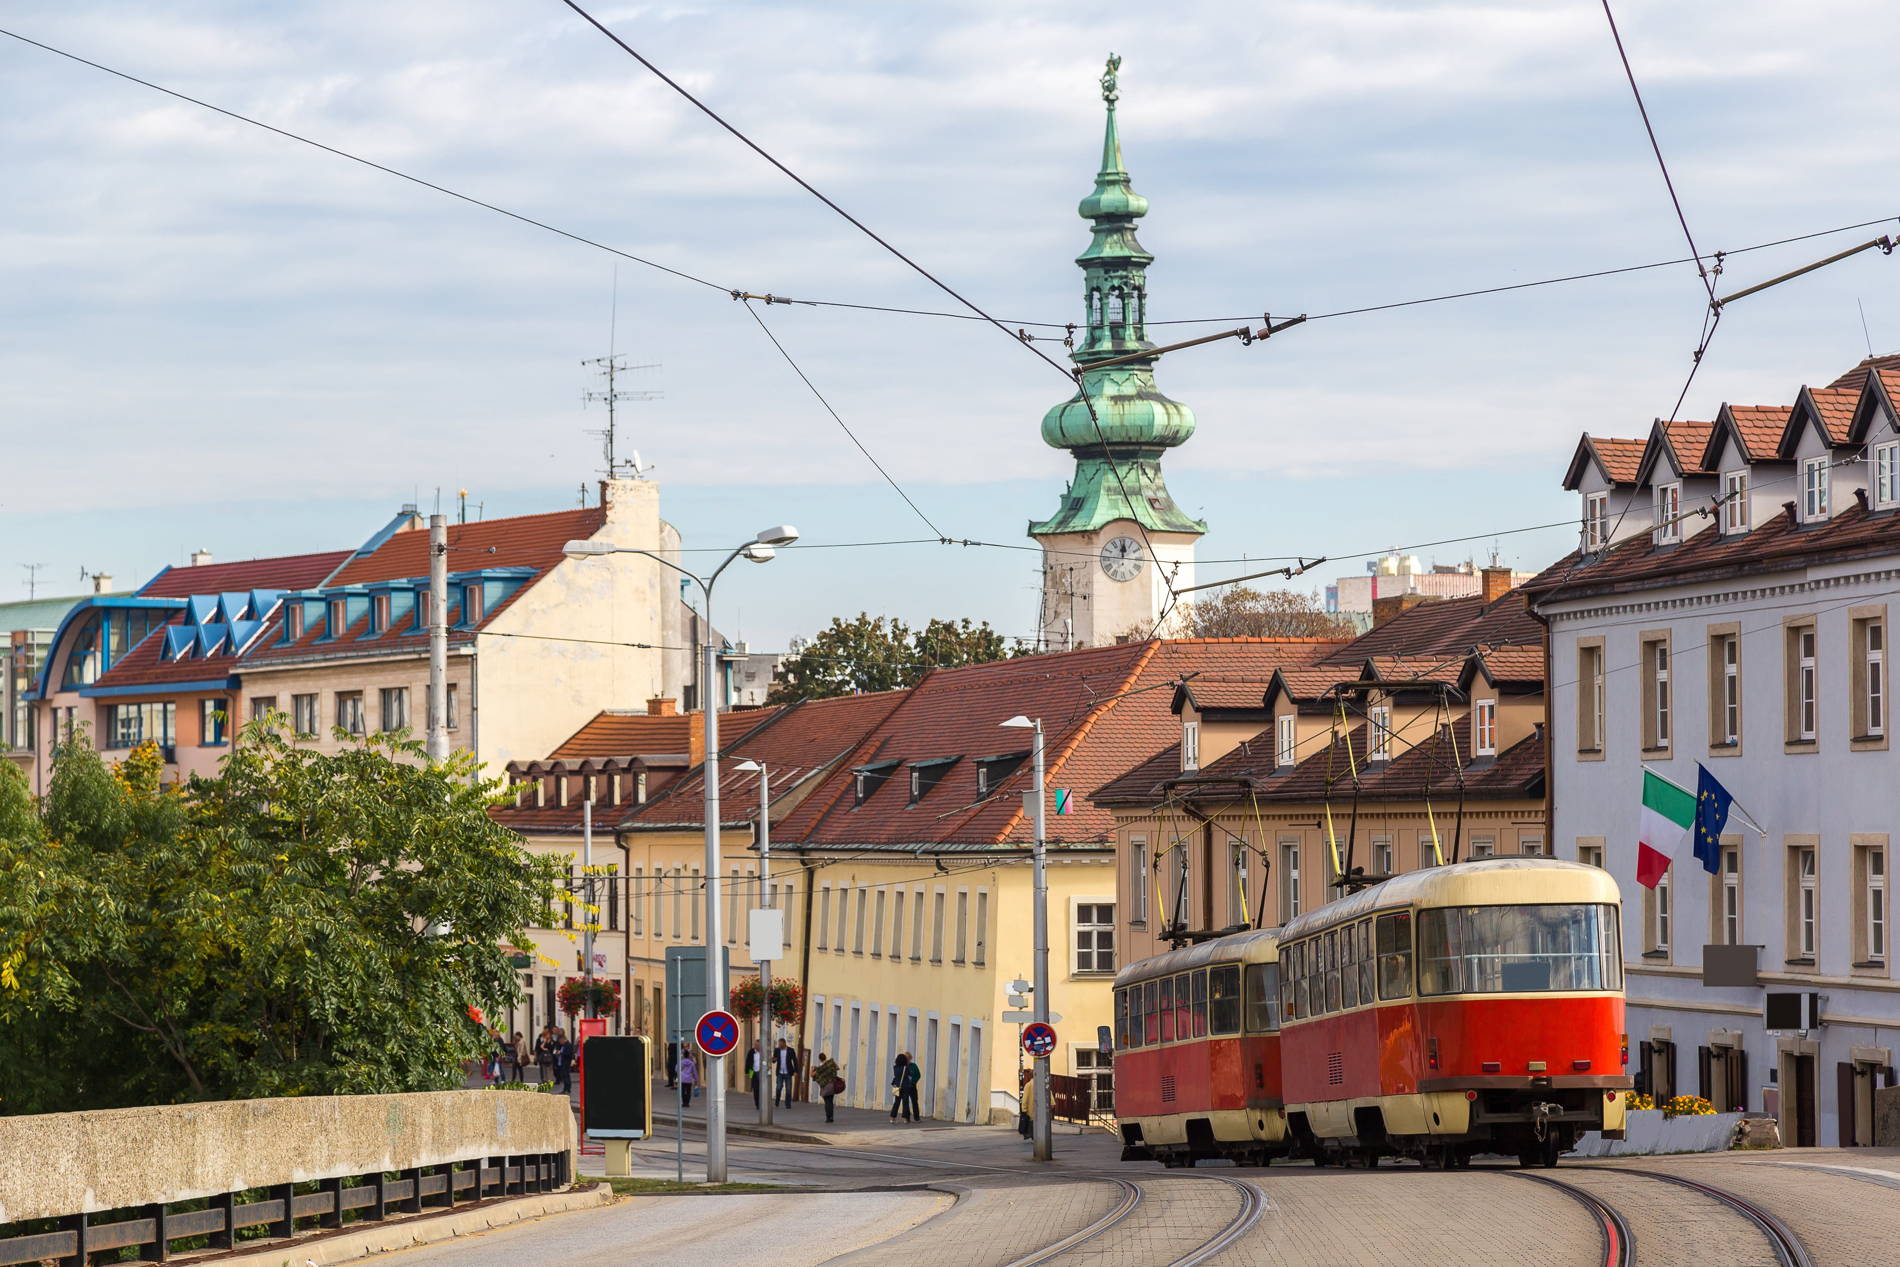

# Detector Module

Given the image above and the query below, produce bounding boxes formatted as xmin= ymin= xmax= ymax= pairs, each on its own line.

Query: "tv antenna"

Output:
xmin=582 ymin=354 xmax=661 ymax=480
xmin=20 ymin=562 xmax=44 ymax=599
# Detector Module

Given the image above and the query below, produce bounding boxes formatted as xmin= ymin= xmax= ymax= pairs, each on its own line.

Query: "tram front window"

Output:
xmin=1416 ymin=904 xmax=1622 ymax=996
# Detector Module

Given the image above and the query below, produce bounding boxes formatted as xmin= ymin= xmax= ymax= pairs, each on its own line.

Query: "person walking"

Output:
xmin=506 ymin=1032 xmax=527 ymax=1082
xmin=811 ymin=1052 xmax=841 ymax=1123
xmin=534 ymin=1026 xmax=557 ymax=1084
xmin=553 ymin=1031 xmax=574 ymax=1095
xmin=677 ymin=1047 xmax=699 ymax=1108
xmin=897 ymin=1052 xmax=923 ymax=1123
xmin=888 ymin=1052 xmax=909 ymax=1121
xmin=773 ymin=1039 xmax=798 ymax=1109
xmin=665 ymin=1040 xmax=679 ymax=1089
xmin=748 ymin=1041 xmax=764 ymax=1110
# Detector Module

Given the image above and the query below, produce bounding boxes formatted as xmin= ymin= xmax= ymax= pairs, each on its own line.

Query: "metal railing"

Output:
xmin=0 ymin=1152 xmax=569 ymax=1266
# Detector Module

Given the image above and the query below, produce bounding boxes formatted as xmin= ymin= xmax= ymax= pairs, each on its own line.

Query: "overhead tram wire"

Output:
xmin=7 ymin=27 xmax=1896 ymax=343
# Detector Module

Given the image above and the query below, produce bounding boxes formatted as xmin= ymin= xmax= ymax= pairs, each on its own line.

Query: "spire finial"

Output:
xmin=1101 ymin=53 xmax=1121 ymax=108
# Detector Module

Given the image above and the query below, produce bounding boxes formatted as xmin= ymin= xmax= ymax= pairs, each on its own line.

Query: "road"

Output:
xmin=379 ymin=1125 xmax=1900 ymax=1267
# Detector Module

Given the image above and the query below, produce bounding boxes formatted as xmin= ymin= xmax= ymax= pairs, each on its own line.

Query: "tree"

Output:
xmin=1172 ymin=586 xmax=1358 ymax=639
xmin=768 ymin=614 xmax=1018 ymax=702
xmin=0 ymin=722 xmax=563 ymax=1114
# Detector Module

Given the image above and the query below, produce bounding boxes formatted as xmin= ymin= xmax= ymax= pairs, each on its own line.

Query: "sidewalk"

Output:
xmin=645 ymin=1078 xmax=1011 ymax=1148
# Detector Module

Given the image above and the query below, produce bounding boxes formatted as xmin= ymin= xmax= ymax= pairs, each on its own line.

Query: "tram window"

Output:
xmin=1245 ymin=962 xmax=1281 ymax=1032
xmin=1191 ymin=969 xmax=1209 ymax=1037
xmin=1276 ymin=953 xmax=1294 ymax=1021
xmin=1358 ymin=922 xmax=1376 ymax=1003
xmin=1377 ymin=912 xmax=1413 ymax=999
xmin=1330 ymin=930 xmax=1345 ymax=1018
xmin=1295 ymin=943 xmax=1311 ymax=1019
xmin=1209 ymin=964 xmax=1242 ymax=1034
xmin=1158 ymin=977 xmax=1175 ymax=1042
xmin=1178 ymin=973 xmax=1194 ymax=1038
xmin=1115 ymin=987 xmax=1130 ymax=1049
xmin=1144 ymin=978 xmax=1160 ymax=1044
xmin=1130 ymin=984 xmax=1146 ymax=1048
xmin=1341 ymin=929 xmax=1360 ymax=1009
xmin=1416 ymin=903 xmax=1623 ymax=996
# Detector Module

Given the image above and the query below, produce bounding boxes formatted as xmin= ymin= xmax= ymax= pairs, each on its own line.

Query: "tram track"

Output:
xmin=1612 ymin=1168 xmax=1814 ymax=1267
xmin=1503 ymin=1172 xmax=1633 ymax=1267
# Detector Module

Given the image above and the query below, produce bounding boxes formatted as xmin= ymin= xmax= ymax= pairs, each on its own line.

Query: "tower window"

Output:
xmin=1089 ymin=291 xmax=1102 ymax=324
xmin=1107 ymin=290 xmax=1124 ymax=324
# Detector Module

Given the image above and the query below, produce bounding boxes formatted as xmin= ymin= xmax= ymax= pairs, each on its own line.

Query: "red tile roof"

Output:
xmin=1521 ymin=496 xmax=1900 ymax=600
xmin=138 ymin=550 xmax=350 ymax=598
xmin=1715 ymin=405 xmax=1792 ymax=464
xmin=1176 ymin=640 xmax=1349 ymax=711
xmin=1824 ymin=354 xmax=1900 ymax=393
xmin=1660 ymin=420 xmax=1716 ymax=476
xmin=773 ymin=640 xmax=1343 ymax=853
xmin=552 ymin=710 xmax=713 ymax=761
xmin=1808 ymin=388 xmax=1858 ymax=444
xmin=1593 ymin=438 xmax=1646 ymax=484
xmin=1331 ymin=590 xmax=1542 ymax=662
xmin=90 ymin=615 xmax=250 ymax=691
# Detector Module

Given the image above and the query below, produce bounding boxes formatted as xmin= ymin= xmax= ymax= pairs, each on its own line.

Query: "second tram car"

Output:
xmin=1111 ymin=927 xmax=1287 ymax=1167
xmin=1278 ymin=857 xmax=1630 ymax=1167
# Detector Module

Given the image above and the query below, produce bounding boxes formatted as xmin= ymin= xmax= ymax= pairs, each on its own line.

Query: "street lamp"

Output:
xmin=564 ymin=524 xmax=798 ymax=1183
xmin=733 ymin=758 xmax=775 ymax=1126
xmin=1000 ymin=713 xmax=1052 ymax=1162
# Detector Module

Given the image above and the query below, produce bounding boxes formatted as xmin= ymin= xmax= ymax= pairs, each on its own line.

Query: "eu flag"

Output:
xmin=1693 ymin=763 xmax=1734 ymax=875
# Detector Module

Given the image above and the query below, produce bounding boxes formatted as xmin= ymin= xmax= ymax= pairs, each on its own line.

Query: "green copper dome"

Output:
xmin=1031 ymin=55 xmax=1205 ymax=539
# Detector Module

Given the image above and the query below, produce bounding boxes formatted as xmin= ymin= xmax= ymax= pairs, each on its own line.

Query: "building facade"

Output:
xmin=1031 ymin=58 xmax=1202 ymax=651
xmin=1527 ymin=353 xmax=1900 ymax=1149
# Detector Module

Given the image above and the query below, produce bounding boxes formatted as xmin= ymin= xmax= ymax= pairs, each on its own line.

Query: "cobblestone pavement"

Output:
xmin=825 ymin=1178 xmax=1125 ymax=1267
xmin=1538 ymin=1166 xmax=1783 ymax=1267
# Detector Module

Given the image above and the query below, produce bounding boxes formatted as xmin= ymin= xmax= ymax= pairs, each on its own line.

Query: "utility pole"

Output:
xmin=427 ymin=515 xmax=448 ymax=762
xmin=756 ymin=764 xmax=773 ymax=1127
xmin=702 ymin=633 xmax=728 ymax=1181
xmin=1028 ymin=719 xmax=1052 ymax=1162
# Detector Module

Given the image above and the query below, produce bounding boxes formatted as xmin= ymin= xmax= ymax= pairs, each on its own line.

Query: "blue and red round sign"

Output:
xmin=696 ymin=1009 xmax=741 ymax=1057
xmin=1021 ymin=1021 xmax=1058 ymax=1058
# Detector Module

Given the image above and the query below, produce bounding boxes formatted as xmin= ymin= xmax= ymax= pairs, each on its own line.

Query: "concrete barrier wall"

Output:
xmin=1572 ymin=1109 xmax=1741 ymax=1156
xmin=0 ymin=1090 xmax=575 ymax=1224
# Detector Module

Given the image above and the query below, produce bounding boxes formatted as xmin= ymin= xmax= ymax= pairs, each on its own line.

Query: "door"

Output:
xmin=948 ymin=1023 xmax=963 ymax=1122
xmin=966 ymin=1024 xmax=985 ymax=1122
xmin=925 ymin=1019 xmax=940 ymax=1118
xmin=1793 ymin=1053 xmax=1817 ymax=1147
xmin=865 ymin=1010 xmax=881 ymax=1113
xmin=848 ymin=1006 xmax=862 ymax=1106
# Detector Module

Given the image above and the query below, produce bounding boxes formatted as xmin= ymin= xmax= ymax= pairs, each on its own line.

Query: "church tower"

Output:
xmin=1031 ymin=55 xmax=1204 ymax=650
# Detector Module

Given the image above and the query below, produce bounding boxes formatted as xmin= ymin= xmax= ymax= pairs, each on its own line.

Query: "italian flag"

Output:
xmin=1638 ymin=769 xmax=1695 ymax=888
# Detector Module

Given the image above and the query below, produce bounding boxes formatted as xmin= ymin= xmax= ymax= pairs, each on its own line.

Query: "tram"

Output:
xmin=1110 ymin=926 xmax=1287 ymax=1167
xmin=1278 ymin=857 xmax=1630 ymax=1167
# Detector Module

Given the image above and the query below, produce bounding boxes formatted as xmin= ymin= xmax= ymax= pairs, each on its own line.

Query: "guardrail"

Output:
xmin=0 ymin=1089 xmax=577 ymax=1266
xmin=0 ymin=1153 xmax=567 ymax=1266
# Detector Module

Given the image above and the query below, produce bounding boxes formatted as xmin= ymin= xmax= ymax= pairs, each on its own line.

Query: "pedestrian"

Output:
xmin=811 ymin=1052 xmax=841 ymax=1123
xmin=888 ymin=1052 xmax=909 ymax=1121
xmin=773 ymin=1038 xmax=798 ymax=1108
xmin=748 ymin=1040 xmax=764 ymax=1110
xmin=666 ymin=1040 xmax=679 ymax=1089
xmin=677 ymin=1047 xmax=700 ymax=1108
xmin=535 ymin=1026 xmax=557 ymax=1083
xmin=1017 ymin=1067 xmax=1034 ymax=1138
xmin=898 ymin=1052 xmax=922 ymax=1123
xmin=554 ymin=1031 xmax=574 ymax=1094
xmin=507 ymin=1032 xmax=527 ymax=1082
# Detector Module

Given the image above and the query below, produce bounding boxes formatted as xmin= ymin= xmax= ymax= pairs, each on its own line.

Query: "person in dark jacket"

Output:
xmin=888 ymin=1052 xmax=909 ymax=1121
xmin=553 ymin=1032 xmax=574 ymax=1094
xmin=897 ymin=1052 xmax=922 ymax=1123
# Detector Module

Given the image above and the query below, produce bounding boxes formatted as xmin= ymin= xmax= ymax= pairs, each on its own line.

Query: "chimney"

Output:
xmin=647 ymin=696 xmax=679 ymax=717
xmin=1372 ymin=592 xmax=1432 ymax=628
xmin=1481 ymin=566 xmax=1514 ymax=604
xmin=190 ymin=549 xmax=214 ymax=567
xmin=91 ymin=572 xmax=113 ymax=595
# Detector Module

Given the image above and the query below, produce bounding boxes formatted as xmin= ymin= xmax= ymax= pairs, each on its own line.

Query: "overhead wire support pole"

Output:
xmin=1711 ymin=236 xmax=1896 ymax=310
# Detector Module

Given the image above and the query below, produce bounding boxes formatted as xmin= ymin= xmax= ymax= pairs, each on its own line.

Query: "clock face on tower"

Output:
xmin=1100 ymin=536 xmax=1145 ymax=582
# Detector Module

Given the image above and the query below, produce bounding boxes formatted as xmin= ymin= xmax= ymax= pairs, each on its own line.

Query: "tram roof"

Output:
xmin=1114 ymin=925 xmax=1282 ymax=988
xmin=1280 ymin=856 xmax=1621 ymax=942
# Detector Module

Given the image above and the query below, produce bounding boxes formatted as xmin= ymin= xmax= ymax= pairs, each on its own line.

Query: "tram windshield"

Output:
xmin=1416 ymin=903 xmax=1622 ymax=996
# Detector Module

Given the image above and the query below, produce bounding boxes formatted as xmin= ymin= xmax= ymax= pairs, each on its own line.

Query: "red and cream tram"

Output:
xmin=1111 ymin=926 xmax=1287 ymax=1167
xmin=1278 ymin=857 xmax=1630 ymax=1167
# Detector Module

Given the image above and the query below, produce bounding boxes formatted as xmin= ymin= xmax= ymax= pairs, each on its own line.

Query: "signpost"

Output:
xmin=580 ymin=1035 xmax=651 ymax=1178
xmin=1021 ymin=1021 xmax=1058 ymax=1058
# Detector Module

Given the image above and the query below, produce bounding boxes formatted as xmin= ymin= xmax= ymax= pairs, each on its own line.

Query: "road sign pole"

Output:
xmin=1029 ymin=719 xmax=1052 ymax=1162
xmin=671 ymin=954 xmax=683 ymax=1184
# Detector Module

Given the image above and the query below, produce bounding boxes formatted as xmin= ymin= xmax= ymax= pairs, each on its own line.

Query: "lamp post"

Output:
xmin=734 ymin=759 xmax=773 ymax=1126
xmin=1000 ymin=713 xmax=1051 ymax=1161
xmin=565 ymin=524 xmax=799 ymax=1184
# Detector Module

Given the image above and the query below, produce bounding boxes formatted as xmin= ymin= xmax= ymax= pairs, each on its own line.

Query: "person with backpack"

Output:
xmin=811 ymin=1052 xmax=842 ymax=1123
xmin=888 ymin=1053 xmax=909 ymax=1121
xmin=677 ymin=1047 xmax=700 ymax=1108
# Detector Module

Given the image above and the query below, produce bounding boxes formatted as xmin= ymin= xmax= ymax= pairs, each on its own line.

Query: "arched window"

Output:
xmin=1107 ymin=289 xmax=1125 ymax=325
xmin=1132 ymin=290 xmax=1144 ymax=326
xmin=1089 ymin=290 xmax=1102 ymax=325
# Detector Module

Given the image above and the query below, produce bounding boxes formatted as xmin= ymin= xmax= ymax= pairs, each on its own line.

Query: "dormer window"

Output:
xmin=461 ymin=584 xmax=484 ymax=625
xmin=415 ymin=589 xmax=432 ymax=632
xmin=286 ymin=603 xmax=305 ymax=640
xmin=975 ymin=752 xmax=1028 ymax=798
xmin=1474 ymin=700 xmax=1498 ymax=756
xmin=1722 ymin=471 xmax=1749 ymax=533
xmin=1181 ymin=721 xmax=1200 ymax=771
xmin=327 ymin=598 xmax=348 ymax=636
xmin=371 ymin=593 xmax=391 ymax=633
xmin=1654 ymin=483 xmax=1682 ymax=544
xmin=853 ymin=761 xmax=898 ymax=806
xmin=1583 ymin=491 xmax=1609 ymax=551
xmin=1802 ymin=456 xmax=1831 ymax=521
xmin=1368 ymin=705 xmax=1392 ymax=762
xmin=1876 ymin=442 xmax=1899 ymax=509
xmin=906 ymin=758 xmax=956 ymax=804
xmin=1276 ymin=715 xmax=1296 ymax=768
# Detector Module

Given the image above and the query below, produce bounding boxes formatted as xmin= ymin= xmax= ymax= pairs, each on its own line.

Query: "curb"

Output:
xmin=206 ymin=1184 xmax=615 ymax=1266
xmin=647 ymin=1112 xmax=835 ymax=1147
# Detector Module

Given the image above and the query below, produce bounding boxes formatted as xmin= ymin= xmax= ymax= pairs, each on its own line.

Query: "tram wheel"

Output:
xmin=1540 ymin=1136 xmax=1562 ymax=1168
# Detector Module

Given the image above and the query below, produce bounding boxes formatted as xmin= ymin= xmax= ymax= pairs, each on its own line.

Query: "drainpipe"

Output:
xmin=795 ymin=857 xmax=818 ymax=1095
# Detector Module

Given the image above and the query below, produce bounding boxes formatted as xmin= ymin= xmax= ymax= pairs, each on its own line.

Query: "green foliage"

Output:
xmin=768 ymin=614 xmax=1019 ymax=702
xmin=0 ymin=723 xmax=563 ymax=1114
xmin=1170 ymin=586 xmax=1358 ymax=640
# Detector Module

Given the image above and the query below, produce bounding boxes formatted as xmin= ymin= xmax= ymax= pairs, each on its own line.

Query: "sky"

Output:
xmin=4 ymin=1 xmax=1899 ymax=647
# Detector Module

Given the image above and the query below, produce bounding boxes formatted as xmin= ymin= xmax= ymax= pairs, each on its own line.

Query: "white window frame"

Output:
xmin=1722 ymin=469 xmax=1749 ymax=533
xmin=1474 ymin=699 xmax=1497 ymax=756
xmin=1653 ymin=643 xmax=1671 ymax=747
xmin=1864 ymin=618 xmax=1887 ymax=738
xmin=1368 ymin=704 xmax=1392 ymax=762
xmin=1470 ymin=836 xmax=1497 ymax=859
xmin=1276 ymin=714 xmax=1297 ymax=768
xmin=1651 ymin=870 xmax=1672 ymax=951
xmin=1181 ymin=721 xmax=1200 ymax=771
xmin=1877 ymin=441 xmax=1900 ymax=509
xmin=1130 ymin=834 xmax=1149 ymax=926
xmin=1655 ymin=482 xmax=1683 ymax=544
xmin=1584 ymin=490 xmax=1609 ymax=550
xmin=1718 ymin=634 xmax=1740 ymax=746
xmin=1579 ymin=842 xmax=1605 ymax=870
xmin=1721 ymin=846 xmax=1741 ymax=946
xmin=1071 ymin=898 xmax=1117 ymax=975
xmin=1797 ymin=847 xmax=1818 ymax=958
xmin=1796 ymin=627 xmax=1818 ymax=742
xmin=1869 ymin=847 xmax=1887 ymax=964
xmin=1231 ymin=840 xmax=1249 ymax=926
xmin=1279 ymin=840 xmax=1302 ymax=922
xmin=1372 ymin=835 xmax=1394 ymax=877
xmin=1803 ymin=456 xmax=1831 ymax=521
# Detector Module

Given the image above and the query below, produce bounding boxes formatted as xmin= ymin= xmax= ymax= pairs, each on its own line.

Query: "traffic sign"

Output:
xmin=695 ymin=1009 xmax=741 ymax=1057
xmin=1021 ymin=1021 xmax=1058 ymax=1057
xmin=1002 ymin=1010 xmax=1063 ymax=1024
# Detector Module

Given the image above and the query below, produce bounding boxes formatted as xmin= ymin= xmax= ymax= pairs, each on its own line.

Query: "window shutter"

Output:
xmin=1838 ymin=1063 xmax=1857 ymax=1147
xmin=1697 ymin=1046 xmax=1712 ymax=1102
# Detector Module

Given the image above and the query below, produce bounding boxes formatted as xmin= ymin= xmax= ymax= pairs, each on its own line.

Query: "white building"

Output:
xmin=1527 ymin=354 xmax=1900 ymax=1149
xmin=1325 ymin=552 xmax=1536 ymax=616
